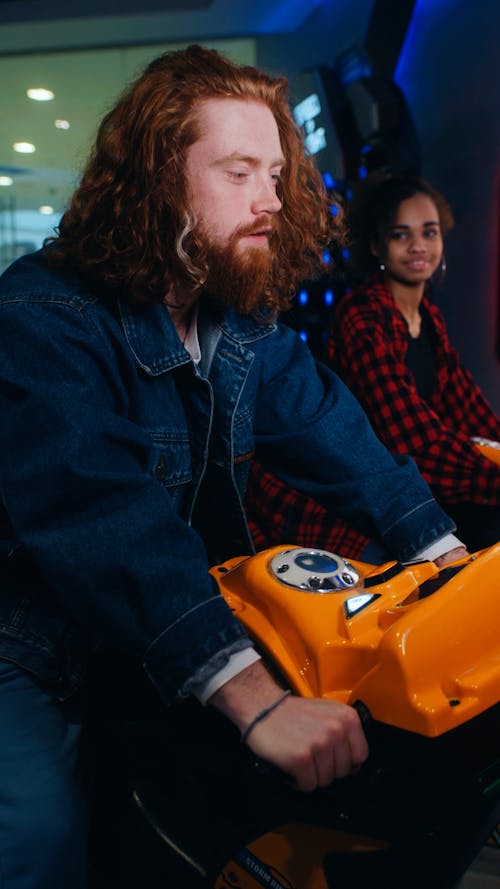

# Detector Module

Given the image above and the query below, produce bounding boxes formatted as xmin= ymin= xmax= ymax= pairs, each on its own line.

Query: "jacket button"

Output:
xmin=155 ymin=455 xmax=168 ymax=481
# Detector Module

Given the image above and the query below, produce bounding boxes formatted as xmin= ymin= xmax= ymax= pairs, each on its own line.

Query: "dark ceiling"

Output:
xmin=0 ymin=0 xmax=211 ymax=24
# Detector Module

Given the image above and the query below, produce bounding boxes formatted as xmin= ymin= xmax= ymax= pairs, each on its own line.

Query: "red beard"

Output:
xmin=193 ymin=217 xmax=279 ymax=316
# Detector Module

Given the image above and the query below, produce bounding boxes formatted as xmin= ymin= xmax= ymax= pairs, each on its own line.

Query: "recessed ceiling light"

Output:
xmin=13 ymin=142 xmax=36 ymax=154
xmin=54 ymin=119 xmax=71 ymax=130
xmin=27 ymin=88 xmax=55 ymax=102
xmin=39 ymin=205 xmax=54 ymax=215
xmin=0 ymin=176 xmax=13 ymax=186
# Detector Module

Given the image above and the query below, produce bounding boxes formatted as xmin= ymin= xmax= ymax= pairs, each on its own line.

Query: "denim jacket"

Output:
xmin=0 ymin=251 xmax=455 ymax=703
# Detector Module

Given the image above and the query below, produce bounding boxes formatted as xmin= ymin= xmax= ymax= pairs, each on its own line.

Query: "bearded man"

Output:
xmin=0 ymin=45 xmax=465 ymax=887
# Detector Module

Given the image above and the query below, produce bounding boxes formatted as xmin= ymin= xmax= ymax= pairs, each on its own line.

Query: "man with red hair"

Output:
xmin=0 ymin=45 xmax=465 ymax=885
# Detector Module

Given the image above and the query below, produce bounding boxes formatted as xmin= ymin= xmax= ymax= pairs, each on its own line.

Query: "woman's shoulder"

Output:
xmin=335 ymin=276 xmax=393 ymax=327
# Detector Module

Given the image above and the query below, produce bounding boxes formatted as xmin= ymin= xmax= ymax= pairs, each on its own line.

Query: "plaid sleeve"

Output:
xmin=244 ymin=460 xmax=370 ymax=560
xmin=330 ymin=289 xmax=500 ymax=507
xmin=427 ymin=302 xmax=500 ymax=442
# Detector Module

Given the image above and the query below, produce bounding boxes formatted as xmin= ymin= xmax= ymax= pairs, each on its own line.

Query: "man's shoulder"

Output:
xmin=0 ymin=249 xmax=99 ymax=312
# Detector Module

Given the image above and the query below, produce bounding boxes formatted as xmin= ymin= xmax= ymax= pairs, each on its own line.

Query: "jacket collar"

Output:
xmin=119 ymin=294 xmax=276 ymax=376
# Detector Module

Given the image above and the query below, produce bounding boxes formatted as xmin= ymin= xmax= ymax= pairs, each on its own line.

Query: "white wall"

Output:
xmin=0 ymin=209 xmax=61 ymax=274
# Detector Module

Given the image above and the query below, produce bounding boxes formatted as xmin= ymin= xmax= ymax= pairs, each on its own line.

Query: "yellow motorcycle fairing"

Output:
xmin=210 ymin=543 xmax=500 ymax=737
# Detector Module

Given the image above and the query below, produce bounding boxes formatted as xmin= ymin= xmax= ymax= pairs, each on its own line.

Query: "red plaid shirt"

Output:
xmin=328 ymin=277 xmax=500 ymax=506
xmin=245 ymin=459 xmax=370 ymax=559
xmin=244 ymin=277 xmax=500 ymax=559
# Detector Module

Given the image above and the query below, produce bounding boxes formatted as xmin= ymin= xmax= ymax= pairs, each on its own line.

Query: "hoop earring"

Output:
xmin=430 ymin=253 xmax=447 ymax=289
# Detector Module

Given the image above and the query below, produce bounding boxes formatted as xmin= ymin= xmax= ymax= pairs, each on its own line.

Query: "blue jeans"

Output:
xmin=0 ymin=660 xmax=87 ymax=888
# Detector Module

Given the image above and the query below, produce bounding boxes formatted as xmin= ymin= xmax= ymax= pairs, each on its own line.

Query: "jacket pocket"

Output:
xmin=148 ymin=432 xmax=192 ymax=488
xmin=232 ymin=406 xmax=255 ymax=465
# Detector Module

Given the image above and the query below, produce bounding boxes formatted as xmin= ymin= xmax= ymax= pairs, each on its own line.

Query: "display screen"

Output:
xmin=290 ymin=67 xmax=346 ymax=179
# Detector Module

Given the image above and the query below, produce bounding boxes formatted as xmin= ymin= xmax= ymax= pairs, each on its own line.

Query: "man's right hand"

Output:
xmin=209 ymin=661 xmax=369 ymax=792
xmin=243 ymin=693 xmax=369 ymax=791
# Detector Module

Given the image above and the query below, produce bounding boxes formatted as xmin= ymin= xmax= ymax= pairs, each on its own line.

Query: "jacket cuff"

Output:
xmin=184 ymin=641 xmax=259 ymax=704
xmin=143 ymin=592 xmax=248 ymax=706
xmin=381 ymin=498 xmax=456 ymax=563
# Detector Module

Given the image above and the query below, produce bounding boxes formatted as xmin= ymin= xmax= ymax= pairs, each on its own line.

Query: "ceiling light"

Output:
xmin=39 ymin=205 xmax=54 ymax=215
xmin=54 ymin=119 xmax=71 ymax=130
xmin=13 ymin=142 xmax=36 ymax=154
xmin=27 ymin=88 xmax=54 ymax=102
xmin=0 ymin=176 xmax=13 ymax=186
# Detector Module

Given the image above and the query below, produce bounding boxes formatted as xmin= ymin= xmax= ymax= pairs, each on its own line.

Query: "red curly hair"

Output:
xmin=46 ymin=44 xmax=342 ymax=312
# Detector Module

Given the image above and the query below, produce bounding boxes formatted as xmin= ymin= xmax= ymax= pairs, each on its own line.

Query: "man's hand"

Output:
xmin=434 ymin=545 xmax=469 ymax=568
xmin=241 ymin=694 xmax=368 ymax=792
xmin=209 ymin=661 xmax=368 ymax=792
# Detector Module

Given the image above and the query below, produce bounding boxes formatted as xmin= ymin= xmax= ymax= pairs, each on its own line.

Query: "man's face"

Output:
xmin=185 ymin=97 xmax=284 ymax=253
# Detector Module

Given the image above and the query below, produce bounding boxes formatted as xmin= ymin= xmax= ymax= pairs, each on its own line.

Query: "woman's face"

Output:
xmin=377 ymin=193 xmax=443 ymax=286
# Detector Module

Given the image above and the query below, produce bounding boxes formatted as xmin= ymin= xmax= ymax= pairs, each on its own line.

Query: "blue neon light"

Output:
xmin=299 ymin=330 xmax=308 ymax=342
xmin=395 ymin=0 xmax=457 ymax=90
xmin=324 ymin=289 xmax=334 ymax=306
xmin=298 ymin=289 xmax=308 ymax=306
xmin=336 ymin=47 xmax=372 ymax=86
xmin=322 ymin=250 xmax=331 ymax=265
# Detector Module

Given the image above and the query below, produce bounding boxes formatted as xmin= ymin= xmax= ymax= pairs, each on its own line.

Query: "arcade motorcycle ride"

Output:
xmin=127 ymin=540 xmax=500 ymax=889
xmin=89 ymin=443 xmax=500 ymax=889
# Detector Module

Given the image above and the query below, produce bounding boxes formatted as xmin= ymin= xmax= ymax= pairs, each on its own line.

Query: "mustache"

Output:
xmin=233 ymin=216 xmax=276 ymax=239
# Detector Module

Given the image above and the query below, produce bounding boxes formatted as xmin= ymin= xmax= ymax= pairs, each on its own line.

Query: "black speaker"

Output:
xmin=340 ymin=71 xmax=421 ymax=178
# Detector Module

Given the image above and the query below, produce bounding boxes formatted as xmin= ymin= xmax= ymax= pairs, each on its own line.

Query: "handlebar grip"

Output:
xmin=251 ymin=700 xmax=374 ymax=788
xmin=353 ymin=699 xmax=373 ymax=738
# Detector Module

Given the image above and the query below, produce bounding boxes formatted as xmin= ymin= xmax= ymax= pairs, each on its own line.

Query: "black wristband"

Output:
xmin=240 ymin=690 xmax=292 ymax=743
